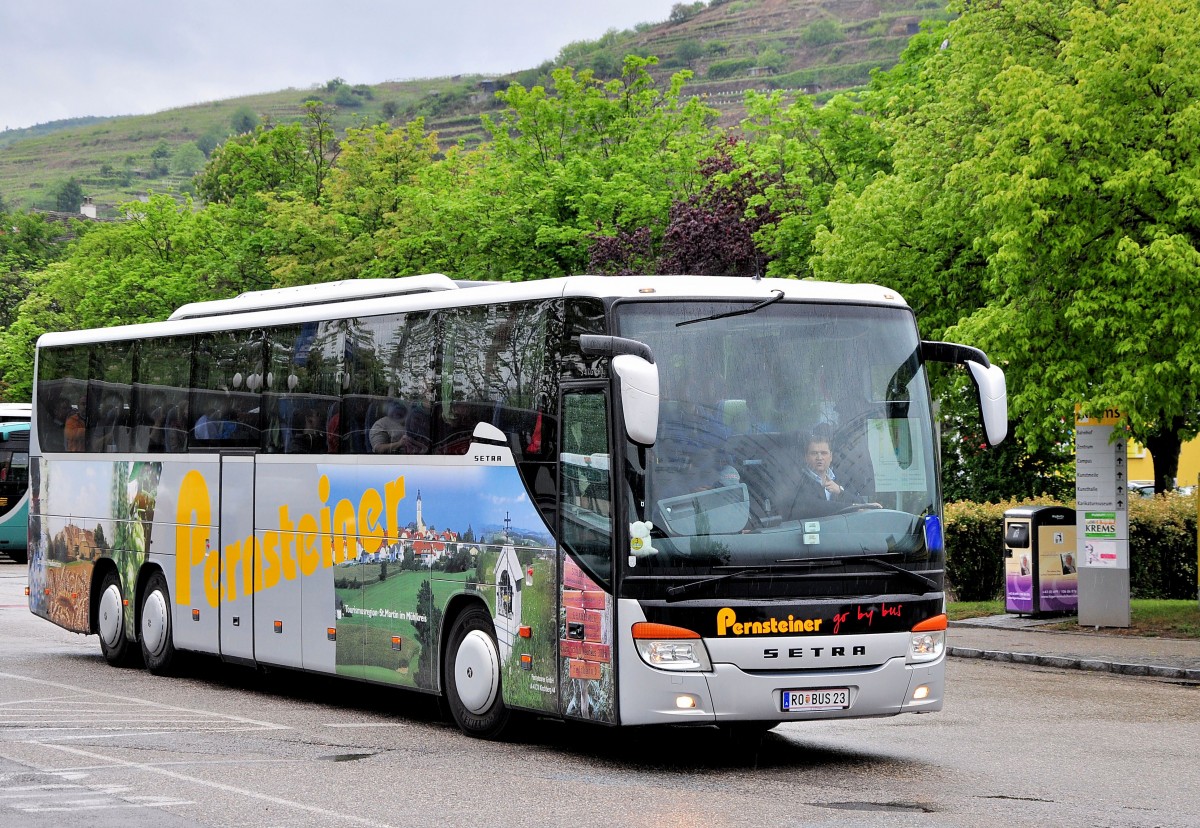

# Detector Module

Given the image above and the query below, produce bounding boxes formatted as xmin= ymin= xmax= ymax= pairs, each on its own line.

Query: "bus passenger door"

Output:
xmin=219 ymin=453 xmax=255 ymax=663
xmin=558 ymin=387 xmax=617 ymax=725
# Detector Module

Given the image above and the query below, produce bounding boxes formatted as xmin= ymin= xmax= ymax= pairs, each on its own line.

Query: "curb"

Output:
xmin=946 ymin=646 xmax=1200 ymax=681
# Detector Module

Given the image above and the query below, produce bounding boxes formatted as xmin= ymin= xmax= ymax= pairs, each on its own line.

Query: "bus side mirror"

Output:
xmin=967 ymin=360 xmax=1008 ymax=446
xmin=612 ymin=354 xmax=659 ymax=447
xmin=921 ymin=340 xmax=1008 ymax=447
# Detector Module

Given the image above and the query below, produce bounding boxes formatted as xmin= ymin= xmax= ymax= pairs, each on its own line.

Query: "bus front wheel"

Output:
xmin=443 ymin=605 xmax=511 ymax=739
xmin=97 ymin=569 xmax=134 ymax=667
xmin=139 ymin=571 xmax=177 ymax=675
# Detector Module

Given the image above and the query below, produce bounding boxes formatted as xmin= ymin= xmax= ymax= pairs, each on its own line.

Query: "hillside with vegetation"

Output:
xmin=0 ymin=0 xmax=950 ymax=217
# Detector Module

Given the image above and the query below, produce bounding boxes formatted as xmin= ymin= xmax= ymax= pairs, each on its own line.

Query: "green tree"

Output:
xmin=411 ymin=578 xmax=442 ymax=686
xmin=171 ymin=142 xmax=207 ymax=176
xmin=676 ymin=39 xmax=703 ymax=66
xmin=0 ymin=194 xmax=220 ymax=397
xmin=55 ymin=178 xmax=85 ymax=212
xmin=730 ymin=90 xmax=890 ymax=279
xmin=801 ymin=19 xmax=844 ymax=47
xmin=815 ymin=0 xmax=1200 ymax=494
xmin=464 ymin=56 xmax=716 ymax=280
xmin=231 ymin=106 xmax=259 ymax=135
xmin=196 ymin=125 xmax=227 ymax=157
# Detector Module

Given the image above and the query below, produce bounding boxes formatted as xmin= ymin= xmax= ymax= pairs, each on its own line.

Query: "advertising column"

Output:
xmin=1074 ymin=407 xmax=1130 ymax=627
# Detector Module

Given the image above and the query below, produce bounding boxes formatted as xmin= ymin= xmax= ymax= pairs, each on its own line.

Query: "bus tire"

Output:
xmin=97 ymin=569 xmax=134 ymax=667
xmin=443 ymin=604 xmax=511 ymax=739
xmin=139 ymin=570 xmax=177 ymax=675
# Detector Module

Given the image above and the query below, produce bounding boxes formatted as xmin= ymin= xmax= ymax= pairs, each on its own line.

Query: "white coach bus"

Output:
xmin=27 ymin=273 xmax=1005 ymax=738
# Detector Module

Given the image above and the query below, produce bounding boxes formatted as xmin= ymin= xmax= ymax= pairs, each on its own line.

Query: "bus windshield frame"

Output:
xmin=612 ymin=298 xmax=941 ymax=598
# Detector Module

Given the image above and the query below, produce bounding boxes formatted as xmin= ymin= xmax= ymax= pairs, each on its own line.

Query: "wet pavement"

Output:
xmin=949 ymin=614 xmax=1200 ymax=681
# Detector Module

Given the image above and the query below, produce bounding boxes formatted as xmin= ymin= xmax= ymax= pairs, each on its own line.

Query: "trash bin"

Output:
xmin=1003 ymin=506 xmax=1078 ymax=616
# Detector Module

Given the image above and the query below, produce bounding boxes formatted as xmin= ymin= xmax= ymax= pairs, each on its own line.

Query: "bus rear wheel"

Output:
xmin=443 ymin=605 xmax=511 ymax=739
xmin=139 ymin=571 xmax=177 ymax=675
xmin=97 ymin=569 xmax=134 ymax=666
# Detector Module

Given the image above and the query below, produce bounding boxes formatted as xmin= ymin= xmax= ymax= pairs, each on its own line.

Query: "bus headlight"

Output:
xmin=907 ymin=614 xmax=947 ymax=664
xmin=631 ymin=622 xmax=712 ymax=672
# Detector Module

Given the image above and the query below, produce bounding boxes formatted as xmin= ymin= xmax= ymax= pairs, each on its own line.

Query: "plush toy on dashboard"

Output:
xmin=628 ymin=520 xmax=657 ymax=567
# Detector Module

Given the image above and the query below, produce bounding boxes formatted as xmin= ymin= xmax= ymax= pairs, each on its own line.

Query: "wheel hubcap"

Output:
xmin=98 ymin=583 xmax=123 ymax=648
xmin=454 ymin=629 xmax=499 ymax=715
xmin=142 ymin=589 xmax=169 ymax=657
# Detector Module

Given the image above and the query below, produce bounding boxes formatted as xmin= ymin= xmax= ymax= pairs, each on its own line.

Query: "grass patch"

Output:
xmin=947 ymin=600 xmax=1003 ymax=620
xmin=948 ymin=599 xmax=1200 ymax=639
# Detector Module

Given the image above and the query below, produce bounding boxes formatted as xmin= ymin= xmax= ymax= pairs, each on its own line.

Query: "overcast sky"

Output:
xmin=1 ymin=0 xmax=683 ymax=132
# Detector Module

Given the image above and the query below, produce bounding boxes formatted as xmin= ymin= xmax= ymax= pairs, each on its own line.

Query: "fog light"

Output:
xmin=675 ymin=695 xmax=697 ymax=709
xmin=912 ymin=685 xmax=930 ymax=701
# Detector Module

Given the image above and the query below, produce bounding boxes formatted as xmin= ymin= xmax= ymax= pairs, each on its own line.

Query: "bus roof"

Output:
xmin=167 ymin=274 xmax=463 ymax=320
xmin=0 ymin=402 xmax=32 ymax=421
xmin=36 ymin=274 xmax=912 ymax=348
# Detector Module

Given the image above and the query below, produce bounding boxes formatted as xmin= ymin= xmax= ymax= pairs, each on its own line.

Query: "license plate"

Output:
xmin=781 ymin=688 xmax=850 ymax=712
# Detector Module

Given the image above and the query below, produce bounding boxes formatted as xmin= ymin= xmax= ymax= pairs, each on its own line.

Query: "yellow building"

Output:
xmin=1126 ymin=440 xmax=1200 ymax=491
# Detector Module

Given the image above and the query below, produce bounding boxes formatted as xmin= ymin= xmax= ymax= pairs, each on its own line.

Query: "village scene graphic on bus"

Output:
xmin=27 ymin=459 xmax=161 ymax=634
xmin=324 ymin=464 xmax=553 ymax=700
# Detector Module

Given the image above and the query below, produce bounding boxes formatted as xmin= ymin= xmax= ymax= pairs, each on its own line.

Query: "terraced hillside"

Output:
xmin=0 ymin=0 xmax=949 ymax=216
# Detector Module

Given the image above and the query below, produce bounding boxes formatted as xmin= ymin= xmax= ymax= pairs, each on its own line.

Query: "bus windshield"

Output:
xmin=616 ymin=299 xmax=939 ymax=580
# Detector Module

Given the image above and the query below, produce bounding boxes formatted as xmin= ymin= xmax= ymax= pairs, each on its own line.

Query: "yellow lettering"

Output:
xmin=223 ymin=539 xmax=243 ymax=601
xmin=318 ymin=475 xmax=334 ymax=567
xmin=717 ymin=608 xmax=736 ymax=636
xmin=174 ymin=470 xmax=213 ymax=607
xmin=333 ymin=499 xmax=356 ymax=564
xmin=298 ymin=513 xmax=320 ymax=575
xmin=278 ymin=505 xmax=297 ymax=582
xmin=240 ymin=535 xmax=255 ymax=598
xmin=384 ymin=476 xmax=406 ymax=540
xmin=258 ymin=530 xmax=281 ymax=591
xmin=358 ymin=488 xmax=384 ymax=555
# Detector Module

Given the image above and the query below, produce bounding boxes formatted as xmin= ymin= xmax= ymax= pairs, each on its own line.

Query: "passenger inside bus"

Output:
xmin=64 ymin=394 xmax=87 ymax=452
xmin=194 ymin=401 xmax=235 ymax=440
xmin=289 ymin=408 xmax=325 ymax=453
xmin=43 ymin=396 xmax=71 ymax=452
xmin=370 ymin=400 xmax=417 ymax=454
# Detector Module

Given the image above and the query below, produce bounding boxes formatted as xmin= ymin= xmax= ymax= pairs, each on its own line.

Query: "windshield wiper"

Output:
xmin=776 ymin=552 xmax=938 ymax=593
xmin=666 ymin=566 xmax=770 ymax=601
xmin=676 ymin=289 xmax=785 ymax=328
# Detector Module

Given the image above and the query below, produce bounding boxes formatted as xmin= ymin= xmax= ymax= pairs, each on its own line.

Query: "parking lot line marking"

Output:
xmin=0 ymin=671 xmax=288 ymax=731
xmin=32 ymin=743 xmax=400 ymax=828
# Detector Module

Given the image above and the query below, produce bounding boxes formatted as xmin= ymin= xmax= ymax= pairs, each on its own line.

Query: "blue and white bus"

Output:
xmin=0 ymin=410 xmax=31 ymax=565
xmin=28 ymin=274 xmax=1005 ymax=738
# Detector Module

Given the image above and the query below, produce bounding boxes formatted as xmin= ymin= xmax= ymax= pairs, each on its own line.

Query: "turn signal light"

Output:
xmin=632 ymin=622 xmax=700 ymax=640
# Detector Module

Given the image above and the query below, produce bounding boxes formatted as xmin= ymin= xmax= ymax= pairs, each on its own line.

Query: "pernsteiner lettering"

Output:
xmin=716 ymin=607 xmax=821 ymax=636
xmin=175 ymin=471 xmax=405 ymax=608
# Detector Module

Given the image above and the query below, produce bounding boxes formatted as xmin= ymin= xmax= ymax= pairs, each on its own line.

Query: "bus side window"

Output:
xmin=560 ymin=390 xmax=612 ymax=586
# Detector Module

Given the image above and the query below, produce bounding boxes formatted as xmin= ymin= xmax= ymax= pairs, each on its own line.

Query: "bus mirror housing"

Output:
xmin=578 ymin=335 xmax=659 ymax=447
xmin=921 ymin=340 xmax=1008 ymax=447
xmin=612 ymin=354 xmax=659 ymax=447
xmin=967 ymin=360 xmax=1007 ymax=446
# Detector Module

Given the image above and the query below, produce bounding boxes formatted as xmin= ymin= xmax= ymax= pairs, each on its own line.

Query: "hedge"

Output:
xmin=943 ymin=496 xmax=1199 ymax=602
